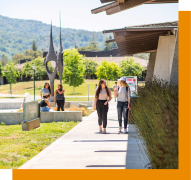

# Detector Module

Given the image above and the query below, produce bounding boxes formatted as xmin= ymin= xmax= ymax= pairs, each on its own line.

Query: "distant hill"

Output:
xmin=0 ymin=15 xmax=110 ymax=59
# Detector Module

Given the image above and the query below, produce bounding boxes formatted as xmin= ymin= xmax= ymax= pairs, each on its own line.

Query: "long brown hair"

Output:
xmin=44 ymin=82 xmax=51 ymax=94
xmin=95 ymin=79 xmax=110 ymax=98
xmin=120 ymin=80 xmax=129 ymax=87
xmin=43 ymin=93 xmax=50 ymax=99
xmin=58 ymin=83 xmax=63 ymax=91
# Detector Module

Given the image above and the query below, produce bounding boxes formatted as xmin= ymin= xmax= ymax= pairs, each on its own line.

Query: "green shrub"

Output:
xmin=132 ymin=79 xmax=178 ymax=169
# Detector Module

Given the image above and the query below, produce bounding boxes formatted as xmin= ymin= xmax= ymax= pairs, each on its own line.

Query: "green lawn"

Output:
xmin=0 ymin=79 xmax=116 ymax=96
xmin=0 ymin=121 xmax=79 ymax=169
xmin=0 ymin=79 xmax=145 ymax=96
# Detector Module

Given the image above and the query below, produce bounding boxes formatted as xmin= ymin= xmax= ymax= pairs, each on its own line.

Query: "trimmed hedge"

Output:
xmin=132 ymin=79 xmax=178 ymax=169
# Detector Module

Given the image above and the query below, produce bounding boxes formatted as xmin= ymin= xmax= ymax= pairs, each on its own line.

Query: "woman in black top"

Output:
xmin=54 ymin=84 xmax=65 ymax=111
xmin=40 ymin=94 xmax=53 ymax=112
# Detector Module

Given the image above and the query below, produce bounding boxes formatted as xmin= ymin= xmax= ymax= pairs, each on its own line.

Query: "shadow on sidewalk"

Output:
xmin=73 ymin=140 xmax=128 ymax=142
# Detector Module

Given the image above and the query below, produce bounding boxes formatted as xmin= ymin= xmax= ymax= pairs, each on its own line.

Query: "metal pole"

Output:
xmin=34 ymin=70 xmax=35 ymax=100
xmin=10 ymin=83 xmax=12 ymax=97
xmin=88 ymin=84 xmax=89 ymax=101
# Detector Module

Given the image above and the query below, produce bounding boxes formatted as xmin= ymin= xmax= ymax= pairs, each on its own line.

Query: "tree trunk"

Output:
xmin=73 ymin=86 xmax=75 ymax=94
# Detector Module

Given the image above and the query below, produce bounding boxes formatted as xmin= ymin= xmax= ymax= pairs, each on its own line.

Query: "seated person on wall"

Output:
xmin=40 ymin=94 xmax=53 ymax=112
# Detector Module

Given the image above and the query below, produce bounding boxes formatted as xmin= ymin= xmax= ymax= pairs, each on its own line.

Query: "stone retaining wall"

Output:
xmin=0 ymin=112 xmax=23 ymax=125
xmin=0 ymin=111 xmax=82 ymax=125
xmin=0 ymin=101 xmax=93 ymax=109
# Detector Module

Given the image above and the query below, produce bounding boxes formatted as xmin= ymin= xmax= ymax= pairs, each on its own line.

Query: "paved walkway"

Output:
xmin=19 ymin=99 xmax=150 ymax=169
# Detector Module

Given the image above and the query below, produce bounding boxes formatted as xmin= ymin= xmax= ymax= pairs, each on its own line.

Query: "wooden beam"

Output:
xmin=94 ymin=0 xmax=178 ymax=15
xmin=103 ymin=27 xmax=175 ymax=34
xmin=119 ymin=44 xmax=158 ymax=52
xmin=118 ymin=0 xmax=126 ymax=4
xmin=105 ymin=39 xmax=116 ymax=43
xmin=145 ymin=0 xmax=178 ymax=3
xmin=111 ymin=48 xmax=119 ymax=51
xmin=91 ymin=2 xmax=118 ymax=14
xmin=106 ymin=0 xmax=153 ymax=15
xmin=117 ymin=43 xmax=158 ymax=51
xmin=120 ymin=47 xmax=158 ymax=55
xmin=119 ymin=33 xmax=163 ymax=41
xmin=100 ymin=0 xmax=116 ymax=3
xmin=127 ymin=48 xmax=157 ymax=55
xmin=117 ymin=37 xmax=159 ymax=46
xmin=114 ymin=31 xmax=168 ymax=38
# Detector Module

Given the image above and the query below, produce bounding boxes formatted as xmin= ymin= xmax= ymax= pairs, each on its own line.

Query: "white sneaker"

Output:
xmin=124 ymin=129 xmax=128 ymax=133
xmin=118 ymin=127 xmax=122 ymax=133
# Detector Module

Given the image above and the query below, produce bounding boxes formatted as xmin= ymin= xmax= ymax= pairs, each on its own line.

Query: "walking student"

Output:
xmin=95 ymin=84 xmax=98 ymax=92
xmin=93 ymin=79 xmax=112 ymax=134
xmin=113 ymin=81 xmax=119 ymax=102
xmin=54 ymin=84 xmax=65 ymax=111
xmin=40 ymin=94 xmax=53 ymax=112
xmin=40 ymin=82 xmax=51 ymax=103
xmin=117 ymin=77 xmax=131 ymax=133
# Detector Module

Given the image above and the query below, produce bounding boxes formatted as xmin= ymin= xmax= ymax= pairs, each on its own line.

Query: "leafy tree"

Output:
xmin=119 ymin=57 xmax=144 ymax=78
xmin=13 ymin=53 xmax=25 ymax=64
xmin=78 ymin=32 xmax=100 ymax=51
xmin=83 ymin=58 xmax=98 ymax=76
xmin=31 ymin=40 xmax=38 ymax=51
xmin=96 ymin=60 xmax=121 ymax=80
xmin=103 ymin=35 xmax=118 ymax=51
xmin=2 ymin=63 xmax=20 ymax=93
xmin=24 ymin=49 xmax=42 ymax=60
xmin=0 ymin=55 xmax=8 ymax=66
xmin=110 ymin=62 xmax=121 ymax=80
xmin=89 ymin=32 xmax=99 ymax=50
xmin=133 ymin=53 xmax=149 ymax=60
xmin=74 ymin=44 xmax=78 ymax=49
xmin=21 ymin=57 xmax=53 ymax=80
xmin=0 ymin=61 xmax=2 ymax=76
xmin=63 ymin=49 xmax=85 ymax=94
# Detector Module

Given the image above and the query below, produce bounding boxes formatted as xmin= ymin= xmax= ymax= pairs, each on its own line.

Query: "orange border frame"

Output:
xmin=12 ymin=11 xmax=191 ymax=180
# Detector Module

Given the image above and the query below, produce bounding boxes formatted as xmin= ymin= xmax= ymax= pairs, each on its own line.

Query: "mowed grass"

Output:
xmin=0 ymin=79 xmax=145 ymax=96
xmin=0 ymin=121 xmax=79 ymax=169
xmin=0 ymin=79 xmax=116 ymax=96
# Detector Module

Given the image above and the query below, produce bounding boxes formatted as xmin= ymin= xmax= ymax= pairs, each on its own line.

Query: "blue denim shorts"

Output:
xmin=40 ymin=107 xmax=53 ymax=112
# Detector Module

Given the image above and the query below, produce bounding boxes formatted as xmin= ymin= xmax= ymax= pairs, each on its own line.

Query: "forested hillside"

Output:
xmin=0 ymin=15 xmax=110 ymax=59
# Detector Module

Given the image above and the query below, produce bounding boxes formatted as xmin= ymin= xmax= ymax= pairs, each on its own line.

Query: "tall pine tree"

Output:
xmin=31 ymin=40 xmax=38 ymax=51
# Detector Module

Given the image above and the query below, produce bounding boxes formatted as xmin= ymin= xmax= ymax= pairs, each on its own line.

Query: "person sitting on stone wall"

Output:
xmin=40 ymin=94 xmax=53 ymax=112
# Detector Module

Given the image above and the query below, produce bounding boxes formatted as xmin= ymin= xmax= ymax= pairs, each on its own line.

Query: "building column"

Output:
xmin=145 ymin=52 xmax=157 ymax=82
xmin=170 ymin=33 xmax=178 ymax=86
xmin=153 ymin=35 xmax=176 ymax=82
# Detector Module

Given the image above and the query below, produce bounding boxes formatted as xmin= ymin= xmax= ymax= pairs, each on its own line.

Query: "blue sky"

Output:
xmin=0 ymin=0 xmax=178 ymax=31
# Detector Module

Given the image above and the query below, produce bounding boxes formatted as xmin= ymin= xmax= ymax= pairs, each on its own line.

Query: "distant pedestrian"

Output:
xmin=113 ymin=81 xmax=119 ymax=102
xmin=54 ymin=84 xmax=65 ymax=111
xmin=40 ymin=82 xmax=51 ymax=103
xmin=40 ymin=94 xmax=53 ymax=112
xmin=94 ymin=79 xmax=112 ymax=134
xmin=95 ymin=84 xmax=98 ymax=91
xmin=117 ymin=77 xmax=131 ymax=133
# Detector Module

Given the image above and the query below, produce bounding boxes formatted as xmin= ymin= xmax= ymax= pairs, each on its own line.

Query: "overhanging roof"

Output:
xmin=91 ymin=0 xmax=178 ymax=15
xmin=103 ymin=23 xmax=178 ymax=56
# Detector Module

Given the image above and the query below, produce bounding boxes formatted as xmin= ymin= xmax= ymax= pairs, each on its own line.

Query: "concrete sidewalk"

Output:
xmin=19 ymin=99 xmax=150 ymax=169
